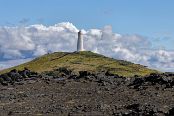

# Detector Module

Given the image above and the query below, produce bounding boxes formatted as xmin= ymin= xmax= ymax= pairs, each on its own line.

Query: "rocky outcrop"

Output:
xmin=129 ymin=73 xmax=174 ymax=89
xmin=0 ymin=68 xmax=39 ymax=86
xmin=0 ymin=68 xmax=174 ymax=115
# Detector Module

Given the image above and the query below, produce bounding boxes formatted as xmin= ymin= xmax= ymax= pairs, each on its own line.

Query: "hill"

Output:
xmin=1 ymin=51 xmax=174 ymax=115
xmin=0 ymin=51 xmax=157 ymax=77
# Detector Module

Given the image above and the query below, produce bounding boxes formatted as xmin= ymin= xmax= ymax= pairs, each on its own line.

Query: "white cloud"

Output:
xmin=0 ymin=58 xmax=32 ymax=70
xmin=33 ymin=45 xmax=47 ymax=56
xmin=0 ymin=22 xmax=174 ymax=72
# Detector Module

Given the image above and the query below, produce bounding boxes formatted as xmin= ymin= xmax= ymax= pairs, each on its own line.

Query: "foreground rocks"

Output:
xmin=0 ymin=68 xmax=39 ymax=86
xmin=0 ymin=68 xmax=174 ymax=115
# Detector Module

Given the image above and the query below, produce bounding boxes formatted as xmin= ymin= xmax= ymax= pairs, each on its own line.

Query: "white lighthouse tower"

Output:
xmin=77 ymin=30 xmax=84 ymax=51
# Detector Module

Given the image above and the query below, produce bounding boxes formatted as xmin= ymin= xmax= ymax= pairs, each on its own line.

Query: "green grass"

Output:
xmin=0 ymin=51 xmax=159 ymax=77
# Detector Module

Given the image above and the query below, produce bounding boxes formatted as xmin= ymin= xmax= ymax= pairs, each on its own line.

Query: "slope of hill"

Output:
xmin=1 ymin=51 xmax=174 ymax=115
xmin=0 ymin=51 xmax=158 ymax=77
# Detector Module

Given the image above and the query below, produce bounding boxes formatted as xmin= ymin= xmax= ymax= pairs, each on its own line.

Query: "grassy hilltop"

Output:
xmin=0 ymin=51 xmax=158 ymax=77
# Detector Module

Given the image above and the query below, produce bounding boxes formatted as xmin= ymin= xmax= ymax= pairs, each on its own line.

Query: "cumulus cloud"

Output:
xmin=0 ymin=22 xmax=173 ymax=72
xmin=0 ymin=58 xmax=32 ymax=70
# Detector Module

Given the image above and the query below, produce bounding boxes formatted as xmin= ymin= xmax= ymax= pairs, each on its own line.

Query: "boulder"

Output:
xmin=0 ymin=68 xmax=39 ymax=86
xmin=79 ymin=71 xmax=91 ymax=77
xmin=1 ymin=74 xmax=12 ymax=82
xmin=56 ymin=67 xmax=72 ymax=75
xmin=168 ymin=107 xmax=174 ymax=116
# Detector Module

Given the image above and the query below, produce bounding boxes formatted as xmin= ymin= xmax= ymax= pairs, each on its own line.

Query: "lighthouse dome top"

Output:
xmin=78 ymin=30 xmax=81 ymax=34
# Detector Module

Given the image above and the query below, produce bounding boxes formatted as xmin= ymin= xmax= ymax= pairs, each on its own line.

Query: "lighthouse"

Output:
xmin=77 ymin=30 xmax=84 ymax=51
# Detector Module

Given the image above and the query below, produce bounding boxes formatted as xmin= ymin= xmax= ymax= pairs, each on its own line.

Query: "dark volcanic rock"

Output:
xmin=56 ymin=67 xmax=72 ymax=76
xmin=129 ymin=73 xmax=174 ymax=89
xmin=0 ymin=68 xmax=40 ymax=86
xmin=0 ymin=69 xmax=174 ymax=115
xmin=168 ymin=107 xmax=174 ymax=116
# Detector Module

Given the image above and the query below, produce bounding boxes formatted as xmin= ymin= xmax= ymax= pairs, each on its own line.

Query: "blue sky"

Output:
xmin=0 ymin=0 xmax=174 ymax=71
xmin=0 ymin=0 xmax=173 ymax=50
